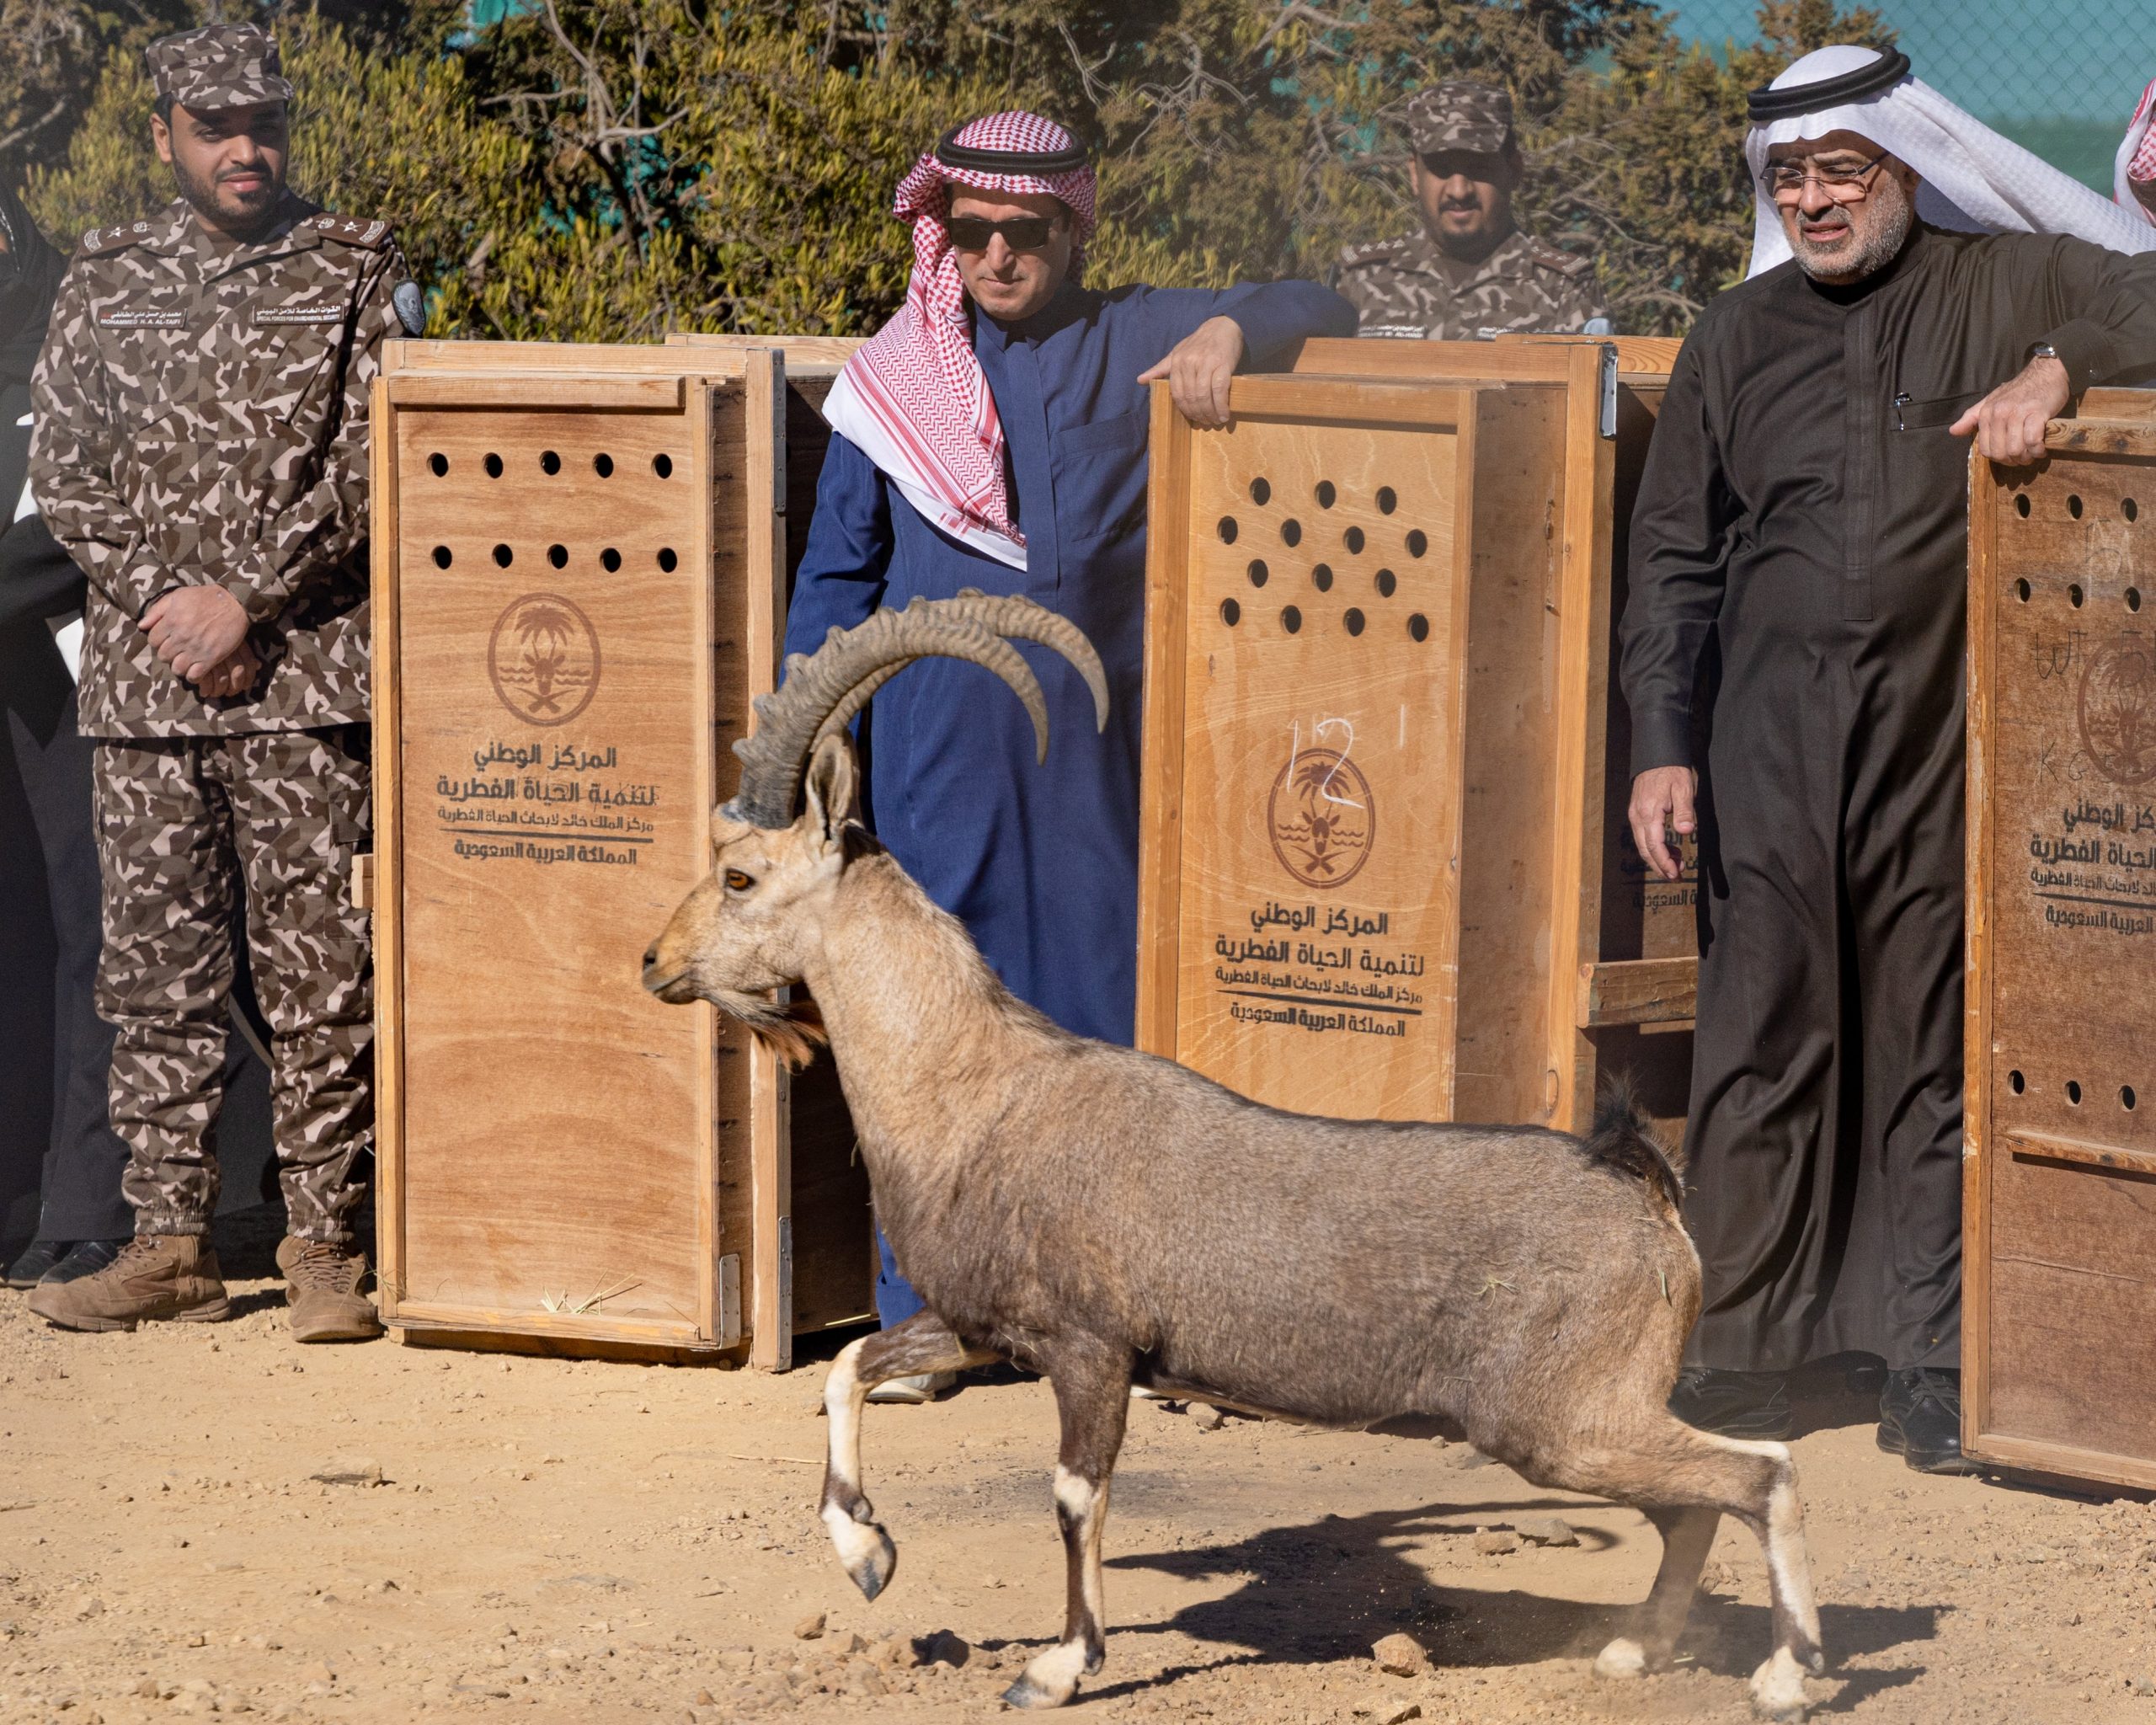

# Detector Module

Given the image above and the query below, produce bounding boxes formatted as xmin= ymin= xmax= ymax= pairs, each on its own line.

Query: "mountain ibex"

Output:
xmin=643 ymin=593 xmax=1822 ymax=1720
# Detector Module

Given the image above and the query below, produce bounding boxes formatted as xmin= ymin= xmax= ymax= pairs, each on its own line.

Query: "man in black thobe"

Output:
xmin=1622 ymin=48 xmax=2156 ymax=1471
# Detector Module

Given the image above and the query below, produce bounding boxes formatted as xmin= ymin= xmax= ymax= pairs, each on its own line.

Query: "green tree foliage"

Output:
xmin=22 ymin=0 xmax=1898 ymax=340
xmin=2 ymin=0 xmax=199 ymax=184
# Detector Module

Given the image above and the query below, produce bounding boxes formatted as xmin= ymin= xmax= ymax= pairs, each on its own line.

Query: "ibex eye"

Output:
xmin=723 ymin=869 xmax=754 ymax=892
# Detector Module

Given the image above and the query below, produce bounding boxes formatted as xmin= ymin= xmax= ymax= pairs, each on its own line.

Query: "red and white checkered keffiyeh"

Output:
xmin=822 ymin=111 xmax=1097 ymax=569
xmin=2117 ymin=77 xmax=2156 ymax=224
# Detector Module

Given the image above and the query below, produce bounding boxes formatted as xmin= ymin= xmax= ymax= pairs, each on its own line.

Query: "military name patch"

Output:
xmin=96 ymin=307 xmax=186 ymax=329
xmin=253 ymin=303 xmax=346 ymax=328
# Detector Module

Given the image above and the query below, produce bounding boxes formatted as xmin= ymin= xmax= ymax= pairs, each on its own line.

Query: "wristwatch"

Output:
xmin=2030 ymin=341 xmax=2063 ymax=365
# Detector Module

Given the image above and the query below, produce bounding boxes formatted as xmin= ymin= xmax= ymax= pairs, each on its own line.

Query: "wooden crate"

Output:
xmin=369 ymin=339 xmax=870 ymax=1366
xmin=1965 ymin=406 xmax=2156 ymax=1488
xmin=1136 ymin=340 xmax=1692 ymax=1136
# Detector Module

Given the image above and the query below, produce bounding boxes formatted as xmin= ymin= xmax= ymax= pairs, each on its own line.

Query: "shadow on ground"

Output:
xmin=1091 ymin=1498 xmax=1945 ymax=1712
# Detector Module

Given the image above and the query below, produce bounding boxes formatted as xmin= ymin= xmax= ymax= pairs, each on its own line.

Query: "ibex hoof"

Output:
xmin=822 ymin=1503 xmax=896 ymax=1600
xmin=1002 ymin=1642 xmax=1089 ymax=1709
xmin=846 ymin=1525 xmax=896 ymax=1601
xmin=1748 ymin=1647 xmax=1812 ymax=1722
xmin=1593 ymin=1637 xmax=1647 ymax=1680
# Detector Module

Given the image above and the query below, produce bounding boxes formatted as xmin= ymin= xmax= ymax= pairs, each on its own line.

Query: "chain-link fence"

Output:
xmin=1672 ymin=0 xmax=2156 ymax=190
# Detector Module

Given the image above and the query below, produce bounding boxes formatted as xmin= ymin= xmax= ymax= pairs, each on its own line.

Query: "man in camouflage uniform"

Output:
xmin=27 ymin=22 xmax=419 ymax=1341
xmin=1335 ymin=82 xmax=1609 ymax=342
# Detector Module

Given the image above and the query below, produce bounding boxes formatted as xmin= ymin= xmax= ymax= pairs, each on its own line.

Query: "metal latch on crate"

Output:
xmin=1598 ymin=344 xmax=1619 ymax=440
xmin=718 ymin=1253 xmax=742 ymax=1347
xmin=770 ymin=351 xmax=788 ymax=516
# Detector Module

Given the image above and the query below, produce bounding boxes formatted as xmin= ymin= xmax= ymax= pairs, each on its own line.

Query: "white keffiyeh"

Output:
xmin=2117 ymin=76 xmax=2156 ymax=224
xmin=1745 ymin=45 xmax=2156 ymax=277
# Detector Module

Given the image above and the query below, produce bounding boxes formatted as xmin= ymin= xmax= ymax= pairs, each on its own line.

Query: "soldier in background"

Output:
xmin=27 ymin=22 xmax=420 ymax=1342
xmin=1336 ymin=82 xmax=1610 ymax=342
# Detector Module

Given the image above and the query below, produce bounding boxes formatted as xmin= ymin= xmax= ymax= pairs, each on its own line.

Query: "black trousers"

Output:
xmin=1681 ymin=645 xmax=1963 ymax=1376
xmin=0 ymin=621 xmax=132 ymax=1241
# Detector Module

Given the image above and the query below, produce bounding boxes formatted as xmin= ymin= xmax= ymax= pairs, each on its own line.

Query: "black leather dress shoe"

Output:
xmin=5 ymin=1239 xmax=71 ymax=1289
xmin=1669 ymin=1365 xmax=1795 ymax=1439
xmin=39 ymin=1239 xmax=131 ymax=1285
xmin=1878 ymin=1367 xmax=1983 ymax=1475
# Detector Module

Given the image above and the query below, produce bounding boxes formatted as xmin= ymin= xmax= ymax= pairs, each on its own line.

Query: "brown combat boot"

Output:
xmin=277 ymin=1237 xmax=383 ymax=1343
xmin=28 ymin=1235 xmax=229 ymax=1332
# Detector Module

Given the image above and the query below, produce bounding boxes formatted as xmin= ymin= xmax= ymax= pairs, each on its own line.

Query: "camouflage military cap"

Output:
xmin=147 ymin=22 xmax=293 ymax=112
xmin=1406 ymin=81 xmax=1513 ymax=155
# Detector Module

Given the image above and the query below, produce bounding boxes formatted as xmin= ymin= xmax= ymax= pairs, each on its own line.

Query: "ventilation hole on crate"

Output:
xmin=1281 ymin=519 xmax=1302 ymax=547
xmin=2068 ymin=494 xmax=2084 ymax=518
xmin=657 ymin=547 xmax=679 ymax=572
xmin=2008 ymin=1068 xmax=2025 ymax=1094
xmin=1375 ymin=569 xmax=1397 ymax=599
xmin=2015 ymin=578 xmax=2031 ymax=602
xmin=491 ymin=543 xmax=512 ymax=567
xmin=2124 ymin=1085 xmax=2138 ymax=1112
xmin=547 ymin=544 xmax=568 ymax=569
xmin=2069 ymin=583 xmax=2085 ymax=607
xmin=1281 ymin=605 xmax=1303 ymax=634
xmin=2015 ymin=493 xmax=2031 ymax=518
xmin=2130 ymin=588 xmax=2143 ymax=613
xmin=431 ymin=545 xmax=452 ymax=569
xmin=1247 ymin=558 xmax=1269 ymax=588
xmin=1343 ymin=607 xmax=1365 ymax=636
xmin=2066 ymin=1079 xmax=2084 ymax=1105
xmin=427 ymin=452 xmax=448 ymax=478
xmin=484 ymin=453 xmax=504 ymax=478
xmin=1315 ymin=480 xmax=1337 ymax=509
xmin=1344 ymin=526 xmax=1365 ymax=554
xmin=1249 ymin=477 xmax=1271 ymax=505
xmin=1408 ymin=612 xmax=1429 ymax=643
xmin=1406 ymin=528 xmax=1428 ymax=558
xmin=594 ymin=452 xmax=615 ymax=478
xmin=1376 ymin=486 xmax=1397 ymax=515
xmin=653 ymin=453 xmax=674 ymax=479
xmin=600 ymin=547 xmax=622 ymax=573
xmin=2126 ymin=496 xmax=2140 ymax=522
xmin=541 ymin=450 xmax=561 ymax=476
xmin=1217 ymin=515 xmax=1239 ymax=544
xmin=1312 ymin=563 xmax=1334 ymax=592
xmin=1219 ymin=596 xmax=1241 ymax=627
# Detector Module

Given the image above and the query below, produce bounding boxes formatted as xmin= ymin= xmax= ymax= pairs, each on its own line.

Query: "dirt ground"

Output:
xmin=4 ymin=1210 xmax=2155 ymax=1725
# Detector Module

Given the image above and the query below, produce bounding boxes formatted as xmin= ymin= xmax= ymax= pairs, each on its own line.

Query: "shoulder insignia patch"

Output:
xmin=77 ymin=222 xmax=153 ymax=258
xmin=309 ymin=214 xmax=392 ymax=249
xmin=1337 ymin=236 xmax=1415 ymax=270
xmin=1528 ymin=241 xmax=1592 ymax=277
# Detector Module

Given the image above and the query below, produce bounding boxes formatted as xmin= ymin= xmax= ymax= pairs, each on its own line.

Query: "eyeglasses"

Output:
xmin=946 ymin=215 xmax=1061 ymax=252
xmin=1762 ymin=151 xmax=1889 ymax=203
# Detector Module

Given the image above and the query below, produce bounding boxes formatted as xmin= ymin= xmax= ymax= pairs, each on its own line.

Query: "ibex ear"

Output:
xmin=801 ymin=734 xmax=859 ymax=847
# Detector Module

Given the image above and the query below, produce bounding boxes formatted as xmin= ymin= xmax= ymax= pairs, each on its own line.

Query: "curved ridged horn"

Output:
xmin=941 ymin=588 xmax=1111 ymax=734
xmin=725 ymin=603 xmax=1065 ymax=828
xmin=808 ymin=590 xmax=1110 ymax=755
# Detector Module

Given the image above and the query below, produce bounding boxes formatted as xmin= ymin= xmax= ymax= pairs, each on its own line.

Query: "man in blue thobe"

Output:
xmin=787 ymin=112 xmax=1353 ymax=1391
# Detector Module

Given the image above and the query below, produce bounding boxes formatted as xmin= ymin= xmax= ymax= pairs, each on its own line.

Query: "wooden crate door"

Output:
xmin=1974 ymin=443 xmax=2156 ymax=1471
xmin=1170 ymin=401 xmax=1472 ymax=1120
xmin=388 ymin=393 xmax=717 ymax=1342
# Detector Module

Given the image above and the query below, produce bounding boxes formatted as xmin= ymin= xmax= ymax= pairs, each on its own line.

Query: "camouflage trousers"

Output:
xmin=93 ymin=728 xmax=372 ymax=1246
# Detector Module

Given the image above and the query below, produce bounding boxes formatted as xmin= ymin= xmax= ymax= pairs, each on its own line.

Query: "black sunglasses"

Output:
xmin=946 ymin=215 xmax=1062 ymax=252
